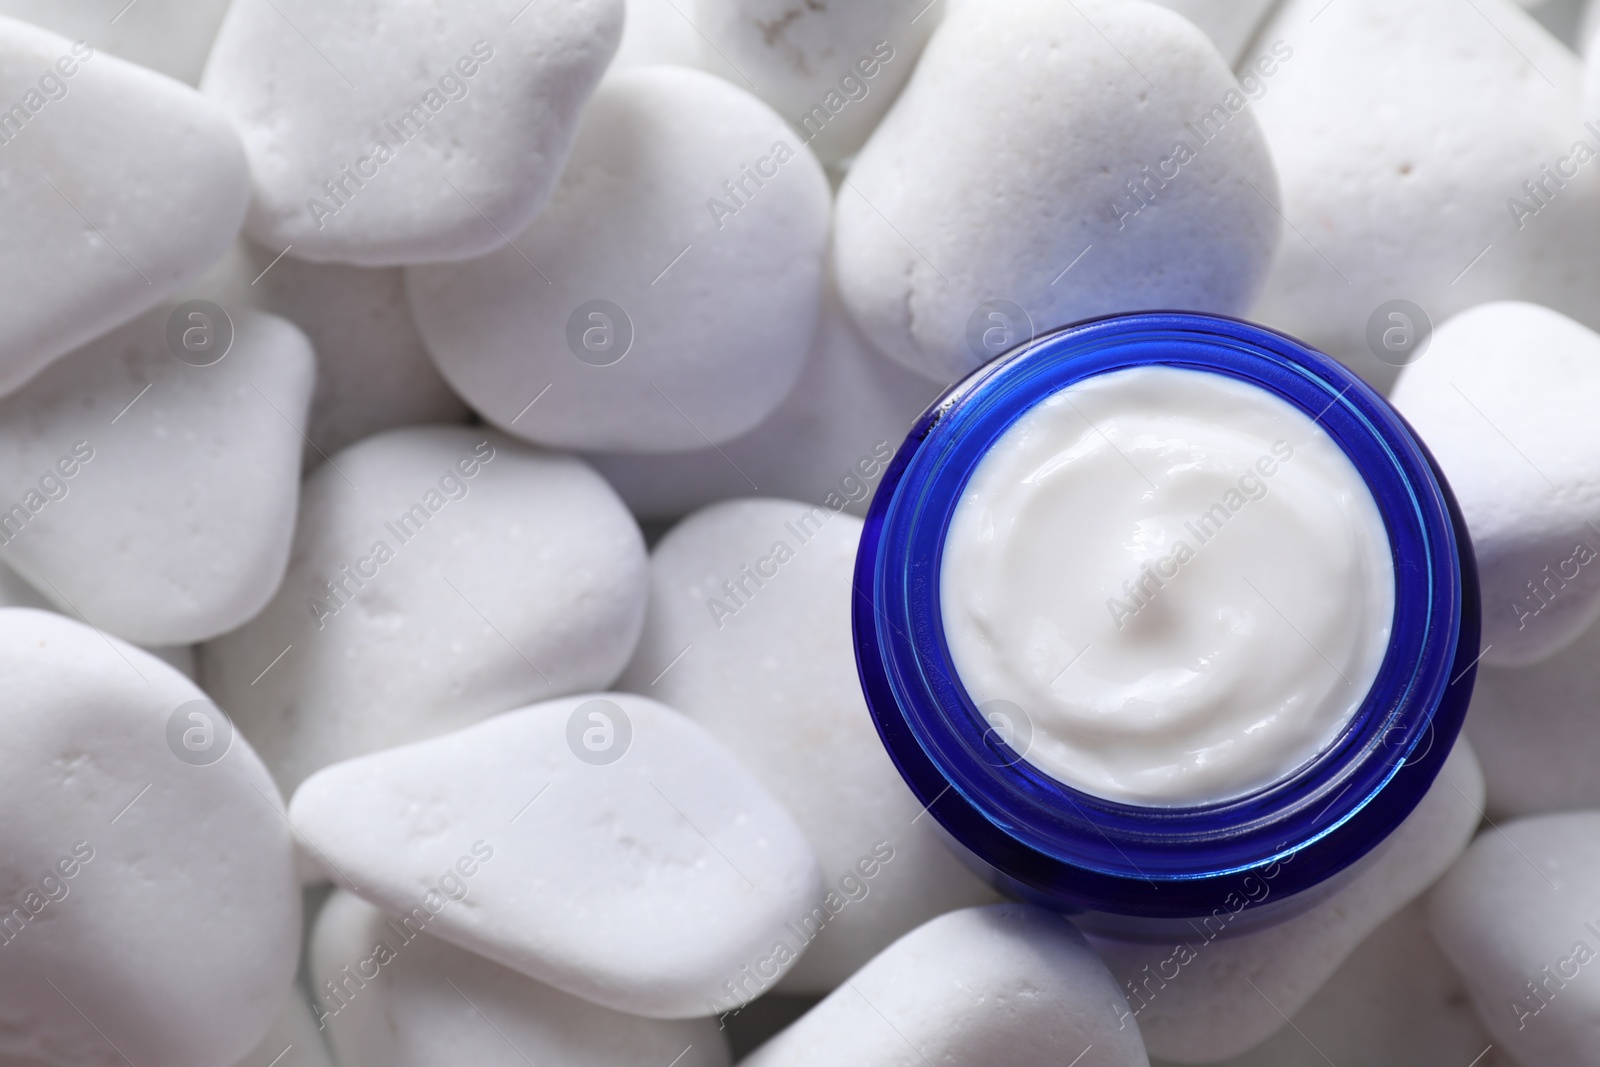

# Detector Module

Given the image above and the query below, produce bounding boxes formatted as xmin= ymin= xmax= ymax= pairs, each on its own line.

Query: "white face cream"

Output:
xmin=939 ymin=365 xmax=1395 ymax=806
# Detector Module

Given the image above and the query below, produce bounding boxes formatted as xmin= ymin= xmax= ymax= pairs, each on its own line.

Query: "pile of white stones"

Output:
xmin=1 ymin=0 xmax=1598 ymax=1064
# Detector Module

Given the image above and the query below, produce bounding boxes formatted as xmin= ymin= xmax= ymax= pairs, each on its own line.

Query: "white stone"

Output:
xmin=587 ymin=275 xmax=938 ymax=519
xmin=1463 ymin=610 xmax=1600 ymax=817
xmin=1391 ymin=303 xmax=1600 ymax=667
xmin=833 ymin=0 xmax=1280 ymax=385
xmin=201 ymin=426 xmax=648 ymax=795
xmin=693 ymin=0 xmax=939 ymax=165
xmin=407 ymin=65 xmax=830 ymax=453
xmin=1088 ymin=738 xmax=1485 ymax=1063
xmin=1165 ymin=901 xmax=1509 ymax=1067
xmin=230 ymin=988 xmax=337 ymax=1067
xmin=0 ymin=18 xmax=248 ymax=397
xmin=1248 ymin=0 xmax=1599 ymax=388
xmin=620 ymin=499 xmax=1000 ymax=993
xmin=0 ymin=0 xmax=231 ymax=85
xmin=310 ymin=891 xmax=731 ymax=1064
xmin=201 ymin=0 xmax=622 ymax=266
xmin=1430 ymin=811 xmax=1600 ymax=1066
xmin=1151 ymin=0 xmax=1280 ymax=65
xmin=0 ymin=609 xmax=300 ymax=1067
xmin=0 ymin=301 xmax=313 ymax=645
xmin=193 ymin=239 xmax=468 ymax=461
xmin=741 ymin=905 xmax=1149 ymax=1066
xmin=291 ymin=693 xmax=821 ymax=1019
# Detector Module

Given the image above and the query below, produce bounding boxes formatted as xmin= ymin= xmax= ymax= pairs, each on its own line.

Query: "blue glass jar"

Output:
xmin=853 ymin=312 xmax=1479 ymax=934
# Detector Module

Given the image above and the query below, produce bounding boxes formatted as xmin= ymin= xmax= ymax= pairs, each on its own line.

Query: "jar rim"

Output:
xmin=853 ymin=311 xmax=1480 ymax=919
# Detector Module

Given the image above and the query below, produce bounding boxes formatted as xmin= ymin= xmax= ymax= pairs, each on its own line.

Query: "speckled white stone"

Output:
xmin=1089 ymin=739 xmax=1485 ymax=1063
xmin=201 ymin=0 xmax=622 ymax=265
xmin=586 ymin=275 xmax=937 ymax=519
xmin=1430 ymin=811 xmax=1600 ymax=1067
xmin=0 ymin=0 xmax=232 ymax=85
xmin=1248 ymin=0 xmax=1597 ymax=387
xmin=1391 ymin=303 xmax=1600 ymax=667
xmin=0 ymin=609 xmax=300 ymax=1067
xmin=201 ymin=426 xmax=648 ymax=796
xmin=311 ymin=891 xmax=731 ymax=1065
xmin=292 ymin=693 xmax=821 ymax=1019
xmin=193 ymin=239 xmax=468 ymax=461
xmin=0 ymin=17 xmax=248 ymax=397
xmin=1164 ymin=901 xmax=1511 ymax=1067
xmin=742 ymin=905 xmax=1150 ymax=1067
xmin=693 ymin=0 xmax=940 ymax=165
xmin=834 ymin=0 xmax=1280 ymax=384
xmin=407 ymin=65 xmax=830 ymax=453
xmin=620 ymin=499 xmax=1001 ymax=993
xmin=1464 ymin=609 xmax=1600 ymax=816
xmin=0 ymin=301 xmax=313 ymax=645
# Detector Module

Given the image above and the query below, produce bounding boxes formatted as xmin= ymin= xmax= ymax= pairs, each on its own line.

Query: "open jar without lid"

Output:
xmin=853 ymin=311 xmax=1480 ymax=937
